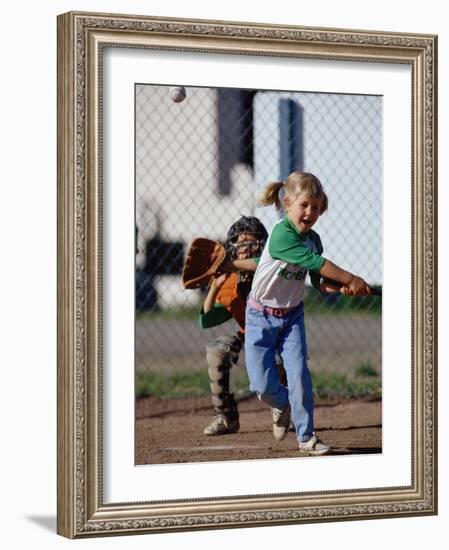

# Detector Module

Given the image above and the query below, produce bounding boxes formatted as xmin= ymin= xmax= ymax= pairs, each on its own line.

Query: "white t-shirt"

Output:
xmin=250 ymin=217 xmax=325 ymax=308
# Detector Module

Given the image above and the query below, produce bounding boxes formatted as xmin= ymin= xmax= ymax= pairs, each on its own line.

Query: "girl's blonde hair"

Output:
xmin=257 ymin=171 xmax=328 ymax=214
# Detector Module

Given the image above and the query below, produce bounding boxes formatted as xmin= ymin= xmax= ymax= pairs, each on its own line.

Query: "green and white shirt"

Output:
xmin=249 ymin=216 xmax=325 ymax=308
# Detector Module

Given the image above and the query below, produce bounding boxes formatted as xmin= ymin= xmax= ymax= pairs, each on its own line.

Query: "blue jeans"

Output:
xmin=244 ymin=303 xmax=314 ymax=442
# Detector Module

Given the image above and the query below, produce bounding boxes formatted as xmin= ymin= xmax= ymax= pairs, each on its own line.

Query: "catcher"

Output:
xmin=191 ymin=216 xmax=268 ymax=436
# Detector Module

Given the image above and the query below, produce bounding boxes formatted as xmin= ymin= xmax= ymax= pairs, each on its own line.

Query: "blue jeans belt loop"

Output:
xmin=248 ymin=297 xmax=294 ymax=318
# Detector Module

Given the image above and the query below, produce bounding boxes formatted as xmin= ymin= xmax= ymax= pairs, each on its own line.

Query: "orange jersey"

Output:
xmin=216 ymin=273 xmax=246 ymax=333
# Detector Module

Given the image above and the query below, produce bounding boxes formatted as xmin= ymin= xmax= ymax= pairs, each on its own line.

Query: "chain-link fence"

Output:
xmin=135 ymin=84 xmax=382 ymax=386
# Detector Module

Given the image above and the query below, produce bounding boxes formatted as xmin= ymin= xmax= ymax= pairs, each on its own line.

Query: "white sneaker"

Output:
xmin=203 ymin=415 xmax=240 ymax=436
xmin=298 ymin=434 xmax=331 ymax=456
xmin=271 ymin=405 xmax=291 ymax=441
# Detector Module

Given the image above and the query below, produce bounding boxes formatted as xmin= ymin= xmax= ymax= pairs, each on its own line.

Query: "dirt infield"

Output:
xmin=136 ymin=395 xmax=381 ymax=465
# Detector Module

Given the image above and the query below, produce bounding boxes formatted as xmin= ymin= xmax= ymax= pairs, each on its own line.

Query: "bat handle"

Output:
xmin=369 ymin=286 xmax=382 ymax=297
xmin=322 ymin=278 xmax=382 ymax=296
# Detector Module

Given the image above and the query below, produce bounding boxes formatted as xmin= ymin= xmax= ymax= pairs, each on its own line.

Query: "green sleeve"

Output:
xmin=269 ymin=223 xmax=325 ymax=272
xmin=199 ymin=303 xmax=233 ymax=329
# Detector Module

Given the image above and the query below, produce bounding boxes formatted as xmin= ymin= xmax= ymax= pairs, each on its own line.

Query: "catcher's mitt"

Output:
xmin=182 ymin=238 xmax=227 ymax=289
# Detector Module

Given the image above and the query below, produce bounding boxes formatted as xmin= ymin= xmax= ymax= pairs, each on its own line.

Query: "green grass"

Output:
xmin=136 ymin=368 xmax=251 ymax=399
xmin=312 ymin=371 xmax=381 ymax=401
xmin=354 ymin=362 xmax=379 ymax=378
xmin=136 ymin=363 xmax=381 ymax=401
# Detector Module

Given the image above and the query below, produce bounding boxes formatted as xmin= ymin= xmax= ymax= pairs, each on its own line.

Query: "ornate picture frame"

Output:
xmin=57 ymin=11 xmax=437 ymax=538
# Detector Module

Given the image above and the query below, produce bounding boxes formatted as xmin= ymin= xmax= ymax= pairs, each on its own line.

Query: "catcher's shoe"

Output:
xmin=298 ymin=434 xmax=331 ymax=456
xmin=271 ymin=405 xmax=291 ymax=441
xmin=203 ymin=414 xmax=240 ymax=436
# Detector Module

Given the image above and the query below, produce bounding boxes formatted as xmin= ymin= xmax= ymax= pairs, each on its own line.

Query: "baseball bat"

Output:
xmin=322 ymin=278 xmax=382 ymax=297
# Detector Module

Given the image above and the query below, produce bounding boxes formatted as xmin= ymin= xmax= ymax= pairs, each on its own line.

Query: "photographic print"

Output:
xmin=135 ymin=84 xmax=383 ymax=465
xmin=57 ymin=11 xmax=436 ymax=538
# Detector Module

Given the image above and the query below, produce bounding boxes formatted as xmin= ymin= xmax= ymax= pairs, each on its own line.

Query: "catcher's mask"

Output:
xmin=225 ymin=216 xmax=268 ymax=261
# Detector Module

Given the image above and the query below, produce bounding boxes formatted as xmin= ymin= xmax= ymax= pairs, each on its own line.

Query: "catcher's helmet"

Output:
xmin=225 ymin=216 xmax=268 ymax=260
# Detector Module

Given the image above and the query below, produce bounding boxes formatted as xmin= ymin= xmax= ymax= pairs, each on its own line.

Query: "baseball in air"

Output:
xmin=169 ymin=86 xmax=187 ymax=103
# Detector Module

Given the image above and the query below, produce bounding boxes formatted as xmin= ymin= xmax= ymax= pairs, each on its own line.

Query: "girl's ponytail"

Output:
xmin=257 ymin=181 xmax=284 ymax=210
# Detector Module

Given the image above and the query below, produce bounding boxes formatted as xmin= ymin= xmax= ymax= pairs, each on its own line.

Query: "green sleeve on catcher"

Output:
xmin=199 ymin=303 xmax=233 ymax=329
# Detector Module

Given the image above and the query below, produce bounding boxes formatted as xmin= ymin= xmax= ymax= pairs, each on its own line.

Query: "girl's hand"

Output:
xmin=345 ymin=276 xmax=371 ymax=296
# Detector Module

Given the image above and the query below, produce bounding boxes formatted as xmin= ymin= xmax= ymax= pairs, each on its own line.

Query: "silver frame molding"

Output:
xmin=57 ymin=11 xmax=437 ymax=538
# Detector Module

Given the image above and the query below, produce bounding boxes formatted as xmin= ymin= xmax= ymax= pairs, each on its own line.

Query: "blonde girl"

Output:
xmin=245 ymin=171 xmax=370 ymax=455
